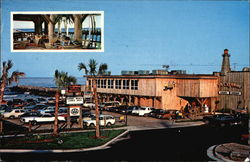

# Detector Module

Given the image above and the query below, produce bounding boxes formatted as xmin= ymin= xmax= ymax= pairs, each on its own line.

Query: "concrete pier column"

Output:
xmin=73 ymin=15 xmax=83 ymax=42
xmin=34 ymin=17 xmax=43 ymax=35
xmin=48 ymin=15 xmax=57 ymax=44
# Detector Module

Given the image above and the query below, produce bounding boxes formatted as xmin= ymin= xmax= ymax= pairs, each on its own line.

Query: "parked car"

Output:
xmin=24 ymin=98 xmax=37 ymax=105
xmin=71 ymin=111 xmax=95 ymax=123
xmin=24 ymin=104 xmax=48 ymax=112
xmin=0 ymin=105 xmax=9 ymax=114
xmin=39 ymin=106 xmax=55 ymax=114
xmin=12 ymin=99 xmax=24 ymax=105
xmin=99 ymin=101 xmax=121 ymax=111
xmin=126 ymin=106 xmax=140 ymax=114
xmin=2 ymin=109 xmax=26 ymax=118
xmin=117 ymin=105 xmax=129 ymax=114
xmin=107 ymin=105 xmax=127 ymax=112
xmin=36 ymin=97 xmax=48 ymax=104
xmin=132 ymin=106 xmax=153 ymax=116
xmin=83 ymin=114 xmax=115 ymax=128
xmin=203 ymin=114 xmax=242 ymax=127
xmin=20 ymin=111 xmax=41 ymax=118
xmin=149 ymin=108 xmax=165 ymax=118
xmin=47 ymin=98 xmax=55 ymax=104
xmin=83 ymin=102 xmax=95 ymax=109
xmin=20 ymin=113 xmax=66 ymax=126
xmin=156 ymin=109 xmax=180 ymax=120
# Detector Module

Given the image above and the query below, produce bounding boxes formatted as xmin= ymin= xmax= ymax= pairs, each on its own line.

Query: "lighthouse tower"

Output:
xmin=221 ymin=49 xmax=231 ymax=76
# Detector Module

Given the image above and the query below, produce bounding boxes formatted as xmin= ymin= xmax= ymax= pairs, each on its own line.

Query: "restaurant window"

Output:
xmin=97 ymin=79 xmax=101 ymax=88
xmin=103 ymin=79 xmax=107 ymax=88
xmin=108 ymin=80 xmax=114 ymax=89
xmin=123 ymin=80 xmax=130 ymax=89
xmin=101 ymin=80 xmax=104 ymax=88
xmin=131 ymin=80 xmax=138 ymax=90
xmin=115 ymin=80 xmax=122 ymax=89
xmin=88 ymin=80 xmax=92 ymax=87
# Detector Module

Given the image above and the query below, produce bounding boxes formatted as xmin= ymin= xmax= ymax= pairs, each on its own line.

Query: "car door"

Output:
xmin=99 ymin=116 xmax=104 ymax=126
xmin=43 ymin=114 xmax=53 ymax=122
xmin=15 ymin=110 xmax=22 ymax=117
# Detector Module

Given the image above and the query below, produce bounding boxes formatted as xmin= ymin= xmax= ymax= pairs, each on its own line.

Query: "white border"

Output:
xmin=11 ymin=11 xmax=104 ymax=53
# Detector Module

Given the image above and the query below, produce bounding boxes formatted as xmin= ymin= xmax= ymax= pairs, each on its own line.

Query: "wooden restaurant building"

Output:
xmin=86 ymin=49 xmax=250 ymax=113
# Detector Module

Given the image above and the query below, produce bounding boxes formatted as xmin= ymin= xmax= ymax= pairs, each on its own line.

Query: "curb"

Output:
xmin=0 ymin=129 xmax=129 ymax=153
xmin=207 ymin=145 xmax=221 ymax=161
xmin=207 ymin=144 xmax=248 ymax=162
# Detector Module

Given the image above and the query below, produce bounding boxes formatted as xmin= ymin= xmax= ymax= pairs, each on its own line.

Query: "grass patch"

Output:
xmin=0 ymin=129 xmax=126 ymax=150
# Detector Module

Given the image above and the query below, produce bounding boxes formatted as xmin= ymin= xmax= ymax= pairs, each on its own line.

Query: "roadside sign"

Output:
xmin=68 ymin=85 xmax=81 ymax=93
xmin=66 ymin=97 xmax=84 ymax=105
xmin=69 ymin=106 xmax=80 ymax=116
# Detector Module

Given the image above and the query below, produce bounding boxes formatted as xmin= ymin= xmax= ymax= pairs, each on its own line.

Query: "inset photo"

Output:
xmin=11 ymin=11 xmax=104 ymax=52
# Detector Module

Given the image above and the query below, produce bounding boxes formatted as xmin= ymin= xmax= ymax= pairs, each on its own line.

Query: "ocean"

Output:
xmin=10 ymin=77 xmax=86 ymax=88
xmin=16 ymin=28 xmax=101 ymax=33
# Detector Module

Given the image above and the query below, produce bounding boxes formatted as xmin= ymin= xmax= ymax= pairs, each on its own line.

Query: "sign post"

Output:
xmin=66 ymin=96 xmax=84 ymax=129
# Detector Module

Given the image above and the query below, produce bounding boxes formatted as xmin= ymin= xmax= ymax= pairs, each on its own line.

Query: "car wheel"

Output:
xmin=9 ymin=115 xmax=15 ymax=119
xmin=204 ymin=120 xmax=209 ymax=124
xmin=220 ymin=123 xmax=226 ymax=127
xmin=89 ymin=123 xmax=95 ymax=128
xmin=31 ymin=120 xmax=37 ymax=126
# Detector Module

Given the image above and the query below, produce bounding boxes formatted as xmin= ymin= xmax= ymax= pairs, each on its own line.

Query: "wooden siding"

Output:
xmin=86 ymin=75 xmax=219 ymax=110
xmin=218 ymin=71 xmax=250 ymax=109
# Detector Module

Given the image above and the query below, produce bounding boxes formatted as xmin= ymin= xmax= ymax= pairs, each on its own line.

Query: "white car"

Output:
xmin=2 ymin=109 xmax=26 ymax=118
xmin=83 ymin=102 xmax=95 ymax=109
xmin=20 ymin=113 xmax=66 ymax=125
xmin=83 ymin=115 xmax=115 ymax=127
xmin=132 ymin=107 xmax=153 ymax=116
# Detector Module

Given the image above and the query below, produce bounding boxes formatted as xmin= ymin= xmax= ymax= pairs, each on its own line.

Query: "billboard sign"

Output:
xmin=66 ymin=97 xmax=84 ymax=105
xmin=69 ymin=106 xmax=81 ymax=116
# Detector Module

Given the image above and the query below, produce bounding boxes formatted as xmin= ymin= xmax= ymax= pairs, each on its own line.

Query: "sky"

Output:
xmin=1 ymin=0 xmax=249 ymax=77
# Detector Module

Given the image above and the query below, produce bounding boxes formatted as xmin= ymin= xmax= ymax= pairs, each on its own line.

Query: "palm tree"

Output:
xmin=55 ymin=15 xmax=74 ymax=36
xmin=0 ymin=60 xmax=13 ymax=105
xmin=54 ymin=70 xmax=77 ymax=89
xmin=78 ymin=59 xmax=108 ymax=138
xmin=53 ymin=70 xmax=77 ymax=135
xmin=9 ymin=71 xmax=25 ymax=86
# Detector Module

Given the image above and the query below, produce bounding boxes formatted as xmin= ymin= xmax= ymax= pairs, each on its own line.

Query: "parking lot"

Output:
xmin=1 ymin=110 xmax=185 ymax=134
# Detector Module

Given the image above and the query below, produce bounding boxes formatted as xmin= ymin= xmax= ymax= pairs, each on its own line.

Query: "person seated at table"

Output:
xmin=61 ymin=35 xmax=71 ymax=46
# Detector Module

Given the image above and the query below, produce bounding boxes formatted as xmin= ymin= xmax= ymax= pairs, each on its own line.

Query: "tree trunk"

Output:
xmin=79 ymin=106 xmax=83 ymax=128
xmin=93 ymin=79 xmax=100 ymax=138
xmin=0 ymin=75 xmax=7 ymax=106
xmin=53 ymin=91 xmax=59 ymax=136
xmin=73 ymin=15 xmax=83 ymax=42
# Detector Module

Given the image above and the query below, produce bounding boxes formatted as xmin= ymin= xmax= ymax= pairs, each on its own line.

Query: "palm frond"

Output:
xmin=89 ymin=59 xmax=97 ymax=76
xmin=78 ymin=63 xmax=89 ymax=75
xmin=6 ymin=60 xmax=13 ymax=72
xmin=98 ymin=63 xmax=108 ymax=75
